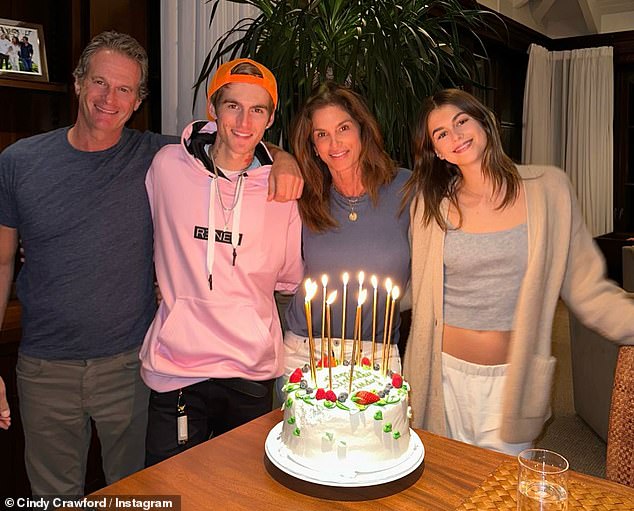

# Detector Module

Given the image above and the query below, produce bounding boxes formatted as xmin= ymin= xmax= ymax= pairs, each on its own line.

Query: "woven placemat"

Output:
xmin=455 ymin=461 xmax=634 ymax=510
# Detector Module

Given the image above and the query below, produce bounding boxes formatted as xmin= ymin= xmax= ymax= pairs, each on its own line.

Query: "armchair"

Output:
xmin=569 ymin=245 xmax=634 ymax=442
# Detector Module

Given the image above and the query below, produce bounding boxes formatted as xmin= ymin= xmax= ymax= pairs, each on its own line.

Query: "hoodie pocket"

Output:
xmin=156 ymin=296 xmax=274 ymax=372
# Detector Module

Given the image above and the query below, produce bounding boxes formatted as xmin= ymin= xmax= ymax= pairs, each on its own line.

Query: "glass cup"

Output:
xmin=517 ymin=448 xmax=569 ymax=511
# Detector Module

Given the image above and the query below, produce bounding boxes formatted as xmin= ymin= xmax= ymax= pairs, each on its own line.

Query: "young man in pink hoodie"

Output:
xmin=140 ymin=59 xmax=303 ymax=465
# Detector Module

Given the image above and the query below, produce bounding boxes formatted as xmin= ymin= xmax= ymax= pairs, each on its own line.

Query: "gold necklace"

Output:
xmin=347 ymin=196 xmax=360 ymax=222
xmin=333 ymin=184 xmax=363 ymax=222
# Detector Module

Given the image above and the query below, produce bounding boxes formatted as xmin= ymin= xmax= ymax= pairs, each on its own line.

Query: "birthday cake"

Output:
xmin=280 ymin=362 xmax=411 ymax=471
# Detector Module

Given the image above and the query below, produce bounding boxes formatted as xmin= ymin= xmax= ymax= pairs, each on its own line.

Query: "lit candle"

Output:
xmin=339 ymin=272 xmax=349 ymax=363
xmin=348 ymin=288 xmax=367 ymax=394
xmin=303 ymin=279 xmax=318 ymax=384
xmin=320 ymin=274 xmax=328 ymax=366
xmin=357 ymin=271 xmax=365 ymax=361
xmin=371 ymin=275 xmax=378 ymax=367
xmin=380 ymin=278 xmax=393 ymax=376
xmin=325 ymin=290 xmax=337 ymax=389
xmin=383 ymin=286 xmax=400 ymax=376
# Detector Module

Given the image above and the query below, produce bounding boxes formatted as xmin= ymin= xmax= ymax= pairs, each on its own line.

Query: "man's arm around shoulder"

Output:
xmin=265 ymin=143 xmax=304 ymax=202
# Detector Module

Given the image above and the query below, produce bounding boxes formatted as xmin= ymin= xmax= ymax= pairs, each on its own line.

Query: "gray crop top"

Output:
xmin=443 ymin=223 xmax=528 ymax=330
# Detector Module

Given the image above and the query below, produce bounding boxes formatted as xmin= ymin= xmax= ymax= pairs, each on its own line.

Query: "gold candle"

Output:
xmin=325 ymin=290 xmax=337 ymax=389
xmin=380 ymin=278 xmax=393 ymax=375
xmin=384 ymin=286 xmax=400 ymax=376
xmin=320 ymin=274 xmax=328 ymax=366
xmin=370 ymin=275 xmax=378 ymax=367
xmin=348 ymin=289 xmax=367 ymax=394
xmin=303 ymin=279 xmax=318 ymax=384
xmin=357 ymin=271 xmax=365 ymax=361
xmin=339 ymin=272 xmax=349 ymax=363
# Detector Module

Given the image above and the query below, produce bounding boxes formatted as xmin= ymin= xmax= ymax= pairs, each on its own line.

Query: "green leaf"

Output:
xmin=293 ymin=427 xmax=301 ymax=437
xmin=194 ymin=0 xmax=492 ymax=167
xmin=374 ymin=411 xmax=383 ymax=421
xmin=383 ymin=422 xmax=393 ymax=433
xmin=335 ymin=401 xmax=350 ymax=411
xmin=324 ymin=401 xmax=336 ymax=409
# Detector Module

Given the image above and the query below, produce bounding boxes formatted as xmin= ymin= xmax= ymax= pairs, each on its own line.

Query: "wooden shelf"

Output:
xmin=0 ymin=77 xmax=67 ymax=93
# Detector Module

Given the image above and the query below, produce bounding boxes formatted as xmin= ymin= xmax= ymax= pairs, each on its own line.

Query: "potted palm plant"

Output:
xmin=195 ymin=0 xmax=493 ymax=166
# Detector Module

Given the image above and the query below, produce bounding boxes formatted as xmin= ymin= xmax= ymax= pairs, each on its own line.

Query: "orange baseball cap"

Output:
xmin=207 ymin=58 xmax=278 ymax=120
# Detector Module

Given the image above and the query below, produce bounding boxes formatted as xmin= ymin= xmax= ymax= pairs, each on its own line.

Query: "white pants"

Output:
xmin=275 ymin=330 xmax=402 ymax=405
xmin=442 ymin=352 xmax=532 ymax=456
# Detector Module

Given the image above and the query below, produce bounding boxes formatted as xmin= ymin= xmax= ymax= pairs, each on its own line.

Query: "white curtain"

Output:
xmin=160 ymin=0 xmax=259 ymax=135
xmin=522 ymin=44 xmax=614 ymax=236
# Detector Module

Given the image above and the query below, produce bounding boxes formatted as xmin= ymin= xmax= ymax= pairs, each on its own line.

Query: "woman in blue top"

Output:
xmin=281 ymin=82 xmax=411 ymax=391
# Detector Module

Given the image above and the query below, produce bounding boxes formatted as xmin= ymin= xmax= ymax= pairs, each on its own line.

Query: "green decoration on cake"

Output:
xmin=279 ymin=364 xmax=412 ymax=470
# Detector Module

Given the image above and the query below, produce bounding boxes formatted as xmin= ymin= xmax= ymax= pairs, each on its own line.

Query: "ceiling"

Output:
xmin=479 ymin=0 xmax=634 ymax=38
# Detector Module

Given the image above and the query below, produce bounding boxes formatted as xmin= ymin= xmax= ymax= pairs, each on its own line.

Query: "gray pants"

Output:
xmin=17 ymin=349 xmax=149 ymax=496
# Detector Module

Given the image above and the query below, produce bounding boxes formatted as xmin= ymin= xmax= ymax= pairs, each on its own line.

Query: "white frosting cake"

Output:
xmin=280 ymin=364 xmax=411 ymax=471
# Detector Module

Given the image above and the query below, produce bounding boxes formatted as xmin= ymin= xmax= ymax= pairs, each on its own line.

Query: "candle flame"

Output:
xmin=326 ymin=290 xmax=338 ymax=305
xmin=342 ymin=272 xmax=349 ymax=285
xmin=304 ymin=279 xmax=317 ymax=301
xmin=321 ymin=274 xmax=328 ymax=287
xmin=392 ymin=286 xmax=400 ymax=300
xmin=358 ymin=288 xmax=367 ymax=306
xmin=371 ymin=275 xmax=378 ymax=288
xmin=358 ymin=271 xmax=365 ymax=286
xmin=385 ymin=278 xmax=393 ymax=293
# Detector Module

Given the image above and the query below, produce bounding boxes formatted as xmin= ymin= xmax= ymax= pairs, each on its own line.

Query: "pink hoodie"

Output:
xmin=140 ymin=121 xmax=303 ymax=392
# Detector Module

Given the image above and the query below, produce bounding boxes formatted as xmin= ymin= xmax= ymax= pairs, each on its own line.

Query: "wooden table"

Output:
xmin=93 ymin=410 xmax=633 ymax=510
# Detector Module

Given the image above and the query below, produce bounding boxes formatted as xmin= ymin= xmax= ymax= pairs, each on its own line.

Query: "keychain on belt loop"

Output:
xmin=177 ymin=389 xmax=188 ymax=445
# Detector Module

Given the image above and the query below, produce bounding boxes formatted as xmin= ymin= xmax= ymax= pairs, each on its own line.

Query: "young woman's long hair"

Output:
xmin=291 ymin=81 xmax=396 ymax=232
xmin=402 ymin=89 xmax=521 ymax=229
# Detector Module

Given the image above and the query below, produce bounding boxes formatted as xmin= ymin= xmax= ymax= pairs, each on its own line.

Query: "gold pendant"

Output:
xmin=348 ymin=211 xmax=358 ymax=222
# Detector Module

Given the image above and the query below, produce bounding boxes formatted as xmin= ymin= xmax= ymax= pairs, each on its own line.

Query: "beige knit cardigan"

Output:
xmin=403 ymin=165 xmax=634 ymax=443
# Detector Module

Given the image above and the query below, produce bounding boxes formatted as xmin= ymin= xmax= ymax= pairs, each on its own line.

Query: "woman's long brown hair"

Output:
xmin=402 ymin=88 xmax=521 ymax=229
xmin=291 ymin=81 xmax=396 ymax=232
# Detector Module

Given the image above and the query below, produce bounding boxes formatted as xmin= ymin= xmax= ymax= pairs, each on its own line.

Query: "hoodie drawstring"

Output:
xmin=207 ymin=173 xmax=245 ymax=290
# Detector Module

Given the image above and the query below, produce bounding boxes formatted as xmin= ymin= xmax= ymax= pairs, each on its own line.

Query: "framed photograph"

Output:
xmin=0 ymin=18 xmax=48 ymax=82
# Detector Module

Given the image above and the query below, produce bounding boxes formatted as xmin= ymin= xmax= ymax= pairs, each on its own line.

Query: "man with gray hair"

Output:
xmin=0 ymin=30 xmax=301 ymax=496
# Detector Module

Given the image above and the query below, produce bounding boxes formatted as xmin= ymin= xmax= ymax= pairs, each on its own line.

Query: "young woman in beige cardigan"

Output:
xmin=402 ymin=89 xmax=634 ymax=455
